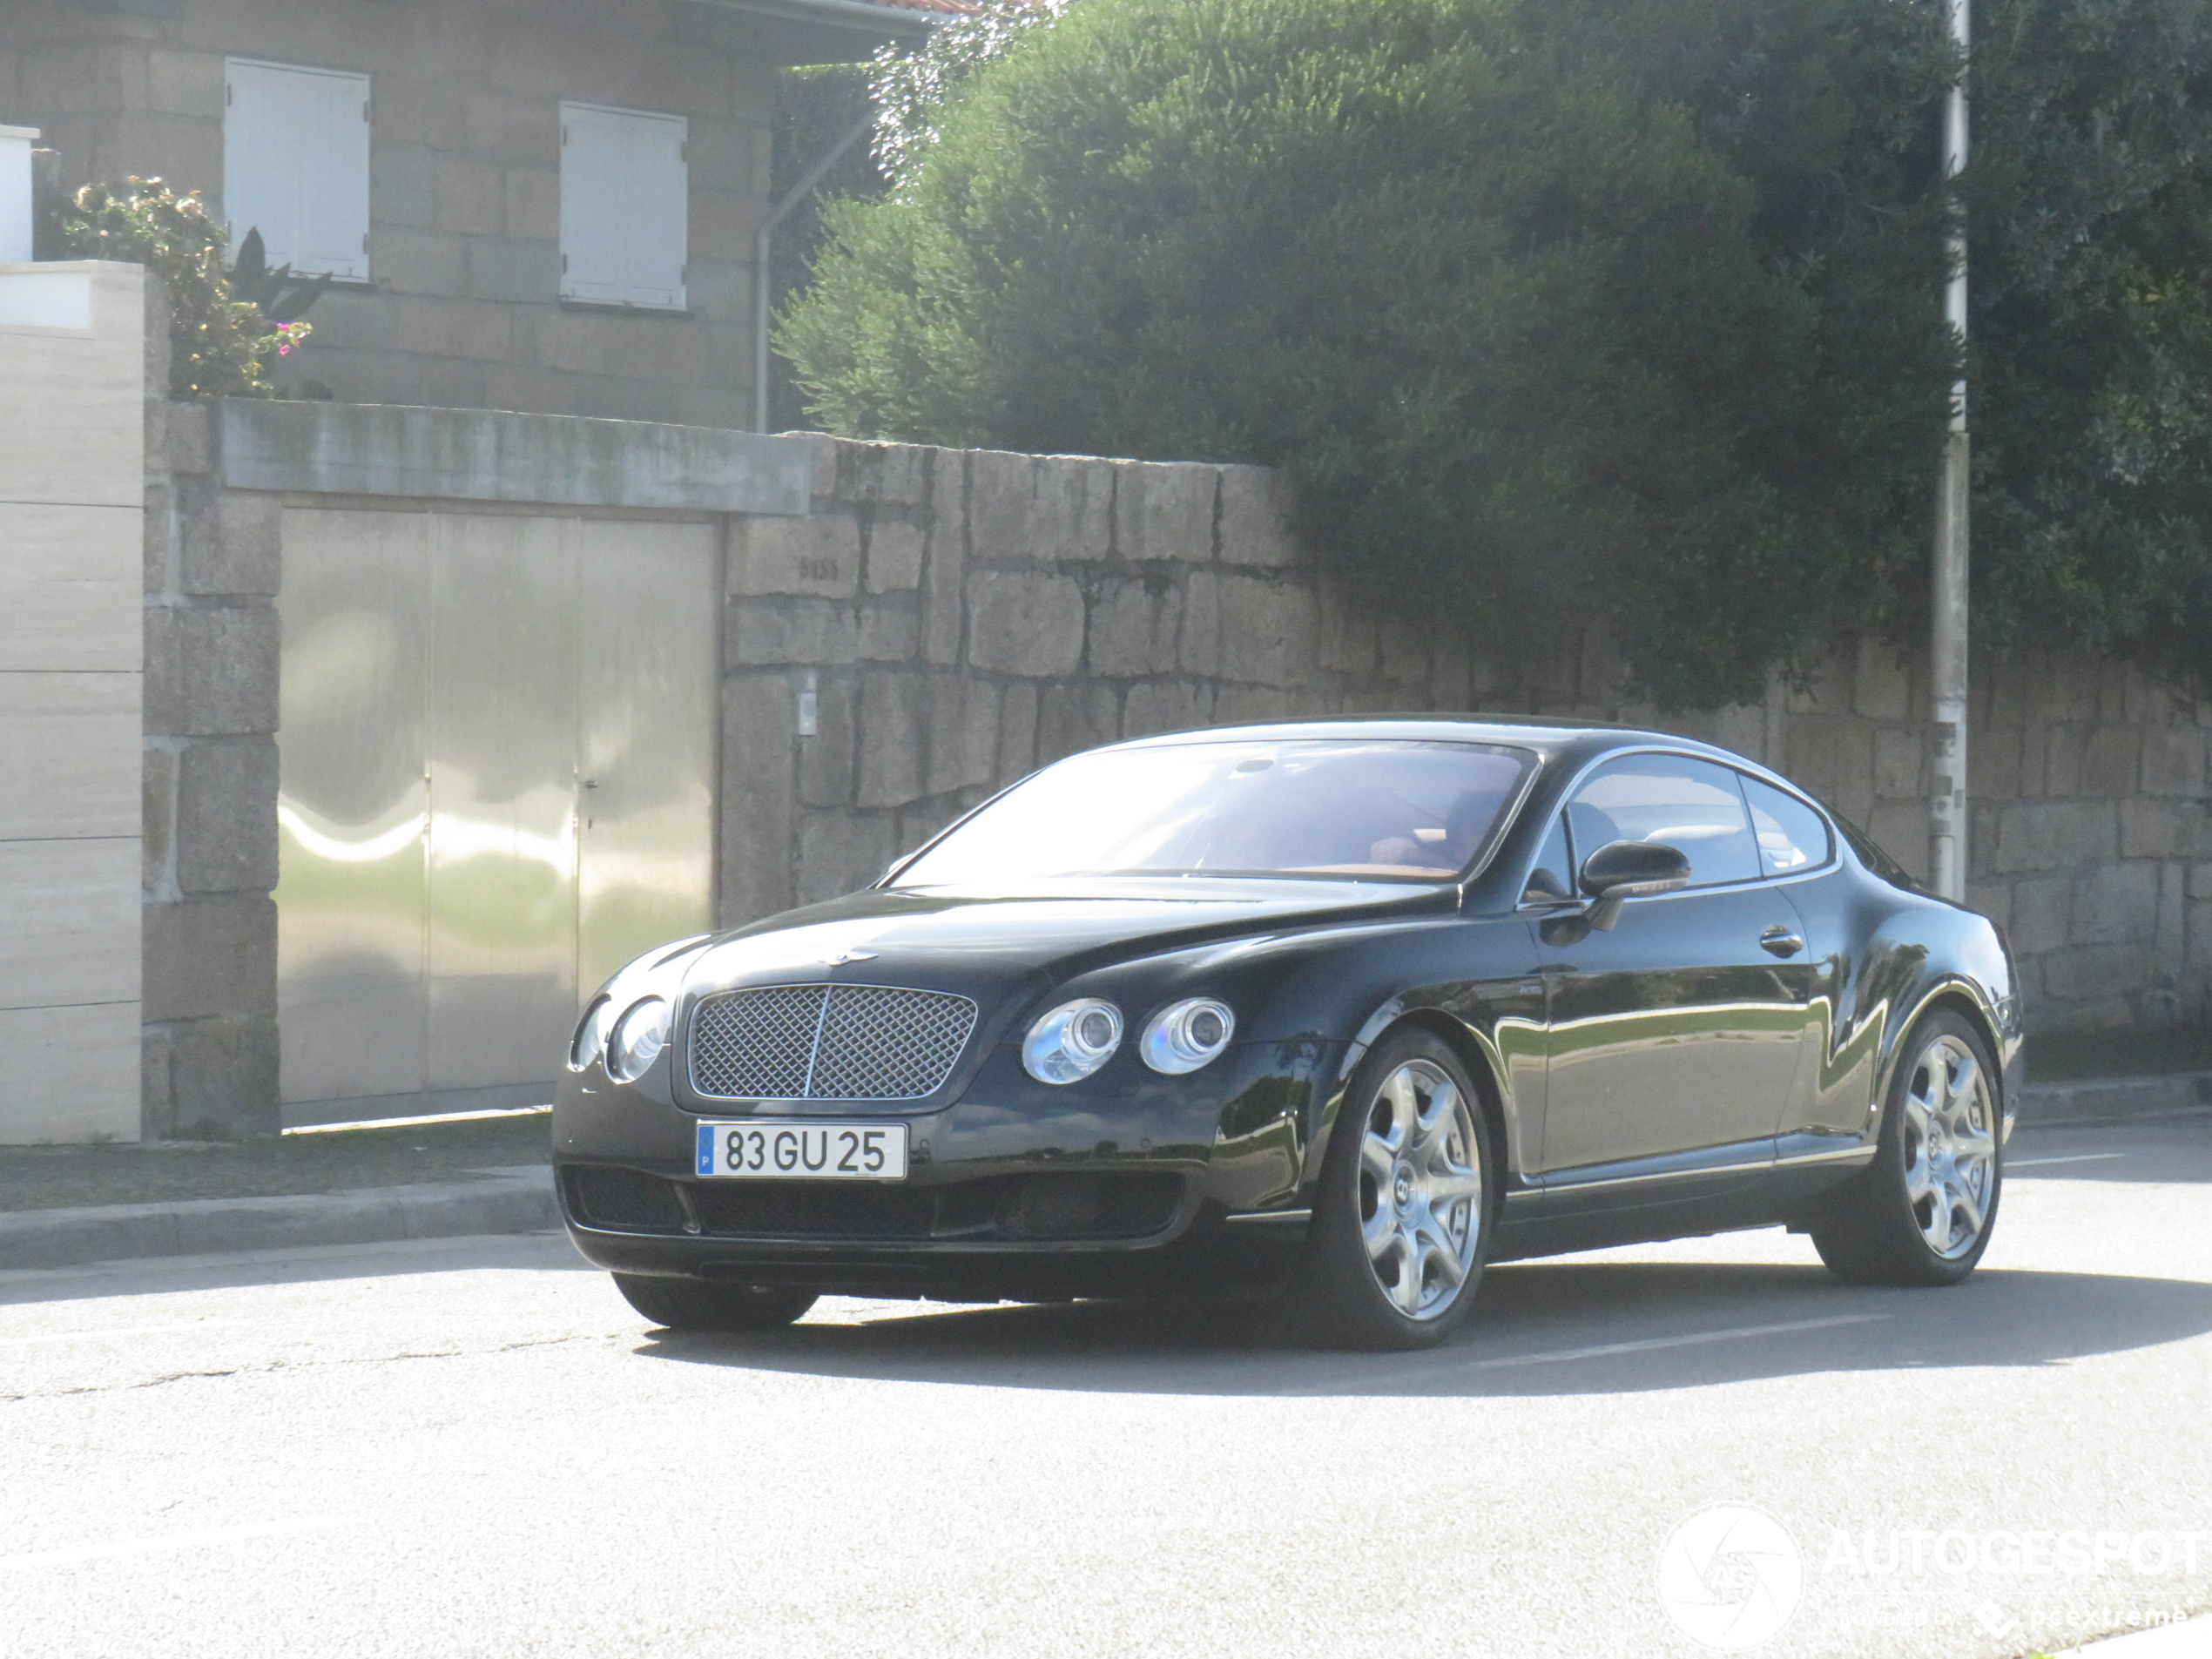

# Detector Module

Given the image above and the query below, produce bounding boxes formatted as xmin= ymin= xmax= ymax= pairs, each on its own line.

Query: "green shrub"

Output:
xmin=34 ymin=177 xmax=317 ymax=398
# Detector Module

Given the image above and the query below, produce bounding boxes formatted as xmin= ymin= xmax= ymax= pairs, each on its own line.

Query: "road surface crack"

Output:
xmin=1 ymin=1332 xmax=610 ymax=1402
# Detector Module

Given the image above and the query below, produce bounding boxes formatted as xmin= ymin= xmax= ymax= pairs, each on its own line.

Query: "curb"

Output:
xmin=0 ymin=1168 xmax=556 ymax=1273
xmin=2015 ymin=1073 xmax=2212 ymax=1128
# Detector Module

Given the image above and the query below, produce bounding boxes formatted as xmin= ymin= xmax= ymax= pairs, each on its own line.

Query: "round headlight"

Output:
xmin=1142 ymin=998 xmax=1236 ymax=1075
xmin=606 ymin=996 xmax=671 ymax=1082
xmin=1022 ymin=998 xmax=1123 ymax=1084
xmin=570 ymin=995 xmax=614 ymax=1071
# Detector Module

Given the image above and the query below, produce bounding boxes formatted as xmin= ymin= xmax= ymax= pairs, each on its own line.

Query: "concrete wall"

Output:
xmin=0 ymin=260 xmax=146 ymax=1143
xmin=0 ymin=0 xmax=874 ymax=426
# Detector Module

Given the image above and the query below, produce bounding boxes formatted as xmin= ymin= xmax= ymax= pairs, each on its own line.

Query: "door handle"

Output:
xmin=1760 ymin=927 xmax=1804 ymax=958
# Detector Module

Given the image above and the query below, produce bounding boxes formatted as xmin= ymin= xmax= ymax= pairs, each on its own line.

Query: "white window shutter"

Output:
xmin=559 ymin=102 xmax=687 ymax=310
xmin=224 ymin=58 xmax=371 ymax=282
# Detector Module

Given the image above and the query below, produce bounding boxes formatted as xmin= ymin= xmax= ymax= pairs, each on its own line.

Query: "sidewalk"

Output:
xmin=0 ymin=1111 xmax=556 ymax=1272
xmin=0 ymin=1062 xmax=2203 ymax=1274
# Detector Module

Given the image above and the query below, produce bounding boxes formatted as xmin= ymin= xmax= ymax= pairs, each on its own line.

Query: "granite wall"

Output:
xmin=726 ymin=435 xmax=2212 ymax=1037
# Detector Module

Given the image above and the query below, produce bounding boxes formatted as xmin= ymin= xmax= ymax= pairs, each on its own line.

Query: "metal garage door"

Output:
xmin=273 ymin=508 xmax=717 ymax=1125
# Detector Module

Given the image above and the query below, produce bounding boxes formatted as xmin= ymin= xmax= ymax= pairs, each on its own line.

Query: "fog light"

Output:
xmin=606 ymin=996 xmax=671 ymax=1082
xmin=1142 ymin=998 xmax=1236 ymax=1074
xmin=1022 ymin=998 xmax=1123 ymax=1084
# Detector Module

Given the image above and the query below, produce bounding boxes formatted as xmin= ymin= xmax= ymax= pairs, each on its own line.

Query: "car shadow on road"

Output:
xmin=631 ymin=1258 xmax=2212 ymax=1398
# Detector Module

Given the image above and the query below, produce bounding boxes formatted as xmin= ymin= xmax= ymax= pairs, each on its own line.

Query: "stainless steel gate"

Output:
xmin=273 ymin=509 xmax=718 ymax=1123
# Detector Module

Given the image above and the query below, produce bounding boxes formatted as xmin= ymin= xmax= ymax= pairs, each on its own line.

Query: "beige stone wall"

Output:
xmin=726 ymin=437 xmax=2212 ymax=1038
xmin=0 ymin=0 xmax=789 ymax=426
xmin=0 ymin=261 xmax=147 ymax=1143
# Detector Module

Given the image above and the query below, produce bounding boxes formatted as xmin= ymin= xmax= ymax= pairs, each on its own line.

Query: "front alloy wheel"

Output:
xmin=1292 ymin=1029 xmax=1493 ymax=1349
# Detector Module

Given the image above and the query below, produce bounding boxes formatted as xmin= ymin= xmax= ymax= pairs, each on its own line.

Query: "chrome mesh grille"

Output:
xmin=688 ymin=984 xmax=979 ymax=1101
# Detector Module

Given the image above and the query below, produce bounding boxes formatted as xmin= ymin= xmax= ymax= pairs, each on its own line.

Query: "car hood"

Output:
xmin=678 ymin=877 xmax=1455 ymax=1002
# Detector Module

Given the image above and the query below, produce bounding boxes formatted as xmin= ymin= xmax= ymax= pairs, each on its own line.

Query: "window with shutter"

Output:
xmin=559 ymin=102 xmax=688 ymax=311
xmin=223 ymin=58 xmax=372 ymax=282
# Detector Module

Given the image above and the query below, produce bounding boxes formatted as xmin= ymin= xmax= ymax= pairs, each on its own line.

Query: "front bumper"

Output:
xmin=554 ymin=1038 xmax=1347 ymax=1298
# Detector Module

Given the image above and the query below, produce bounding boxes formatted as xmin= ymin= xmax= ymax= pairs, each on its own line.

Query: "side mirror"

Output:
xmin=1578 ymin=840 xmax=1690 ymax=931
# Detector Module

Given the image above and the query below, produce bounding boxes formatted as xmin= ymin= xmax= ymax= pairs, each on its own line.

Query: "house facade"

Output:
xmin=0 ymin=0 xmax=935 ymax=426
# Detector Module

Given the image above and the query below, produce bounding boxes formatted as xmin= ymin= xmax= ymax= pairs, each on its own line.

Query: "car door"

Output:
xmin=1533 ymin=752 xmax=1814 ymax=1177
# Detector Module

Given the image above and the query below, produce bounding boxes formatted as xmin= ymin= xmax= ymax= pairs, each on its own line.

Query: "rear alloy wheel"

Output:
xmin=1811 ymin=1010 xmax=2002 ymax=1287
xmin=612 ymin=1274 xmax=818 ymax=1332
xmin=1291 ymin=1029 xmax=1492 ymax=1350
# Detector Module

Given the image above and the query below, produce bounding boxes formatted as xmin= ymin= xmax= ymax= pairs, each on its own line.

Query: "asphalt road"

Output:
xmin=3 ymin=1116 xmax=2209 ymax=1659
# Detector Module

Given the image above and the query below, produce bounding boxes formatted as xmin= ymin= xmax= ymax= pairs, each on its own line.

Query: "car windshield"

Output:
xmin=893 ymin=739 xmax=1535 ymax=886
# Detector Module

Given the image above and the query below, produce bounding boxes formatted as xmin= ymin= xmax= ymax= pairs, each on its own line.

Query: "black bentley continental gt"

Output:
xmin=556 ymin=718 xmax=2021 ymax=1350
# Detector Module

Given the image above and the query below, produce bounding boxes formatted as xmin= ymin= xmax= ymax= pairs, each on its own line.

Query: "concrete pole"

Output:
xmin=1930 ymin=0 xmax=1971 ymax=902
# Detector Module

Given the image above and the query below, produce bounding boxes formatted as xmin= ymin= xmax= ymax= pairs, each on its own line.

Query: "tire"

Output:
xmin=1811 ymin=1009 xmax=2003 ymax=1287
xmin=612 ymin=1273 xmax=819 ymax=1332
xmin=1288 ymin=1028 xmax=1495 ymax=1350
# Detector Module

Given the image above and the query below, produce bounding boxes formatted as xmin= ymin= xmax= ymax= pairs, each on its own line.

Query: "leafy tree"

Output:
xmin=782 ymin=0 xmax=1959 ymax=707
xmin=1965 ymin=0 xmax=2212 ymax=689
xmin=868 ymin=0 xmax=1071 ymax=185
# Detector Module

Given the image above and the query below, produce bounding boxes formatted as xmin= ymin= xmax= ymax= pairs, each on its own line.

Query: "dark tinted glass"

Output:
xmin=1567 ymin=753 xmax=1761 ymax=887
xmin=1741 ymin=776 xmax=1832 ymax=875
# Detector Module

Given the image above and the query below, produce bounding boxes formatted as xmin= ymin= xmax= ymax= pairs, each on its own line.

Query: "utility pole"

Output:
xmin=1930 ymin=0 xmax=1971 ymax=903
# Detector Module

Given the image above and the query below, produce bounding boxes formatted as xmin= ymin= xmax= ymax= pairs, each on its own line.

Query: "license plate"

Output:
xmin=694 ymin=1120 xmax=909 ymax=1182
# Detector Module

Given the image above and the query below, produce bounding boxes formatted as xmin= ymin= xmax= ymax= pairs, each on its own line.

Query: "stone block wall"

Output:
xmin=123 ymin=411 xmax=2212 ymax=1141
xmin=725 ymin=436 xmax=2212 ymax=1038
xmin=718 ymin=440 xmax=1473 ymax=921
xmin=143 ymin=399 xmax=279 ymax=1137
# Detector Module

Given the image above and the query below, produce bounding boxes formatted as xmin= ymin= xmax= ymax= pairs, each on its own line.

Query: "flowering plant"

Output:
xmin=35 ymin=178 xmax=324 ymax=396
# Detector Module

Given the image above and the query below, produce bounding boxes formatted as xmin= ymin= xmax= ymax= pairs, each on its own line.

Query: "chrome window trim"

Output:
xmin=1541 ymin=1139 xmax=1876 ymax=1192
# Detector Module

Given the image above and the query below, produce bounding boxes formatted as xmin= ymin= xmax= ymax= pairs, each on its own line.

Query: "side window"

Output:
xmin=1521 ymin=812 xmax=1575 ymax=903
xmin=223 ymin=58 xmax=373 ymax=280
xmin=1741 ymin=775 xmax=1832 ymax=876
xmin=1567 ymin=753 xmax=1761 ymax=888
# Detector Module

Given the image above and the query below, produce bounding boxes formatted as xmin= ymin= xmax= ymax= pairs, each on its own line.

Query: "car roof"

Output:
xmin=1105 ymin=714 xmax=1730 ymax=765
xmin=1098 ymin=715 xmax=1831 ymax=814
